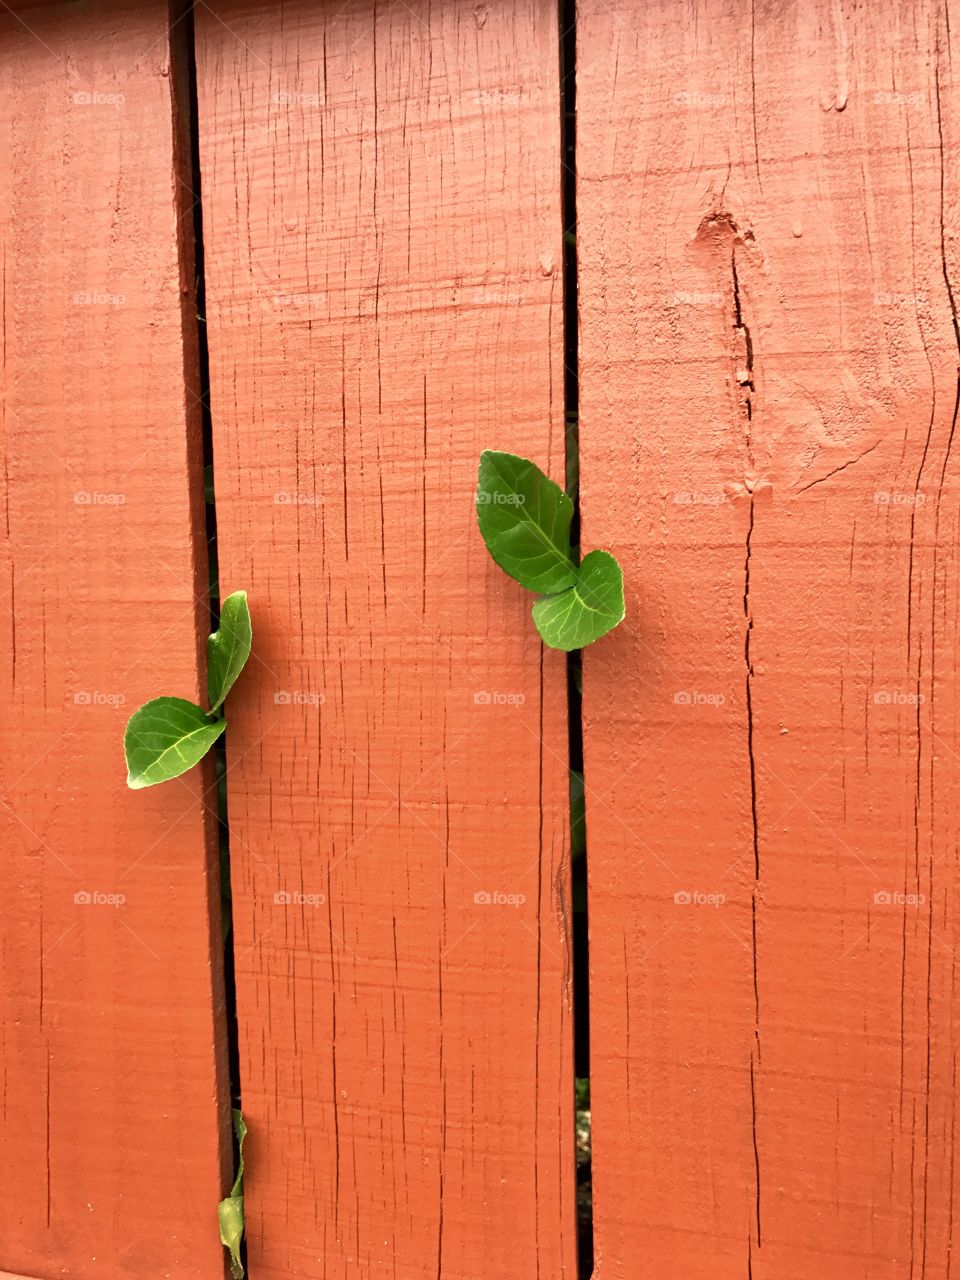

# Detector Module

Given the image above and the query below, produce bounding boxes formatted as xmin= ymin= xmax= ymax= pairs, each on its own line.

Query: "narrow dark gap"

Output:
xmin=174 ymin=0 xmax=245 ymax=1261
xmin=560 ymin=1 xmax=594 ymax=1274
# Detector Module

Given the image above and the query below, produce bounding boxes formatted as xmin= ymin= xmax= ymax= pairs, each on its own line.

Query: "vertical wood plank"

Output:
xmin=196 ymin=1 xmax=574 ymax=1277
xmin=0 ymin=4 xmax=229 ymax=1276
xmin=578 ymin=0 xmax=960 ymax=1276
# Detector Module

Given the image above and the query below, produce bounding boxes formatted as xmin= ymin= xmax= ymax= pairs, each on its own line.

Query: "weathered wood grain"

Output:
xmin=0 ymin=2 xmax=230 ymax=1276
xmin=195 ymin=1 xmax=574 ymax=1276
xmin=577 ymin=0 xmax=960 ymax=1276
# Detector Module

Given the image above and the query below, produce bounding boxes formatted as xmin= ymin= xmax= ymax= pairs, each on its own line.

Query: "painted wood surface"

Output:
xmin=0 ymin=3 xmax=229 ymax=1276
xmin=577 ymin=1 xmax=960 ymax=1276
xmin=195 ymin=1 xmax=574 ymax=1276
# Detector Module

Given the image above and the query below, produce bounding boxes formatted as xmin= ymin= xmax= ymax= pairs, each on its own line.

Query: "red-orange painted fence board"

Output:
xmin=578 ymin=1 xmax=960 ymax=1276
xmin=196 ymin=1 xmax=574 ymax=1276
xmin=0 ymin=4 xmax=229 ymax=1276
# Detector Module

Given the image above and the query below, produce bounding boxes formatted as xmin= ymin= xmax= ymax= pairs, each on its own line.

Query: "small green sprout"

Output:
xmin=218 ymin=1108 xmax=248 ymax=1278
xmin=476 ymin=451 xmax=625 ymax=650
xmin=123 ymin=591 xmax=252 ymax=788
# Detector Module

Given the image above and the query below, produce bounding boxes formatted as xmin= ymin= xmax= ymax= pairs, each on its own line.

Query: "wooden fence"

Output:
xmin=1 ymin=0 xmax=958 ymax=1276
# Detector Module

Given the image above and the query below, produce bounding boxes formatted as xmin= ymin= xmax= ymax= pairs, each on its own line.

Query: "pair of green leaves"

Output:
xmin=123 ymin=591 xmax=252 ymax=789
xmin=476 ymin=451 xmax=625 ymax=650
xmin=218 ymin=1109 xmax=248 ymax=1278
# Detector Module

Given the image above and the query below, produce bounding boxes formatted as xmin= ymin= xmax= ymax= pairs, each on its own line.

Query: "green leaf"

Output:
xmin=124 ymin=697 xmax=226 ymax=789
xmin=229 ymin=1108 xmax=247 ymax=1197
xmin=532 ymin=549 xmax=625 ymax=652
xmin=218 ymin=1195 xmax=245 ymax=1279
xmin=476 ymin=450 xmax=577 ymax=594
xmin=218 ymin=1109 xmax=248 ymax=1279
xmin=207 ymin=590 xmax=252 ymax=713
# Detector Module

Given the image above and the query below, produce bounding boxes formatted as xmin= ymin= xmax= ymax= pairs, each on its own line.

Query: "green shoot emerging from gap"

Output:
xmin=218 ymin=1108 xmax=248 ymax=1278
xmin=123 ymin=591 xmax=252 ymax=788
xmin=476 ymin=451 xmax=624 ymax=650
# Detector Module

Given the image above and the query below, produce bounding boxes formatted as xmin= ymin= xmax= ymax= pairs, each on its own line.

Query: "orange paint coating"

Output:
xmin=0 ymin=3 xmax=229 ymax=1276
xmin=196 ymin=1 xmax=575 ymax=1276
xmin=1 ymin=0 xmax=953 ymax=1275
xmin=578 ymin=1 xmax=960 ymax=1276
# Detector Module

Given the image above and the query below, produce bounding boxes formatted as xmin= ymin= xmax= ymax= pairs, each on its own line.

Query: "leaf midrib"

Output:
xmin=131 ymin=717 xmax=222 ymax=779
xmin=210 ymin=627 xmax=242 ymax=710
xmin=488 ymin=453 xmax=573 ymax=570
